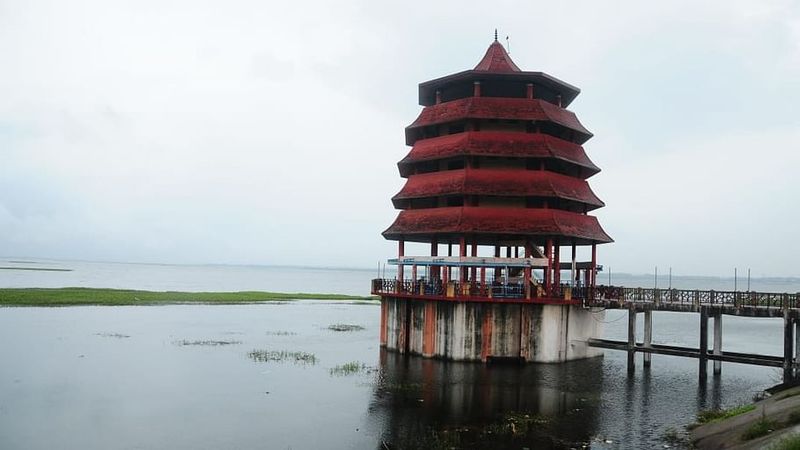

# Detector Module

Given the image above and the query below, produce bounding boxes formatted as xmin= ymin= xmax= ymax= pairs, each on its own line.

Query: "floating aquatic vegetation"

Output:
xmin=379 ymin=381 xmax=423 ymax=393
xmin=174 ymin=339 xmax=242 ymax=346
xmin=327 ymin=324 xmax=365 ymax=332
xmin=265 ymin=330 xmax=297 ymax=336
xmin=95 ymin=332 xmax=130 ymax=338
xmin=248 ymin=349 xmax=317 ymax=365
xmin=329 ymin=361 xmax=369 ymax=376
xmin=483 ymin=412 xmax=550 ymax=436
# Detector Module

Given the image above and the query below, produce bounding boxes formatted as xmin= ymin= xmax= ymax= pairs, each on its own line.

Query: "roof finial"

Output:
xmin=494 ymin=29 xmax=498 ymax=41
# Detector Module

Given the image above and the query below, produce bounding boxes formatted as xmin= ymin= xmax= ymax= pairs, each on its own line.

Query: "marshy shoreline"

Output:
xmin=0 ymin=287 xmax=376 ymax=307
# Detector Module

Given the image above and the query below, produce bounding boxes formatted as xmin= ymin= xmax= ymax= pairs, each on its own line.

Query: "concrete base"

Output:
xmin=379 ymin=297 xmax=605 ymax=363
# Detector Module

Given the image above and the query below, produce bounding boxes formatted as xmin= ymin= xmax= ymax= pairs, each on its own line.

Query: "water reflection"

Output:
xmin=372 ymin=349 xmax=603 ymax=449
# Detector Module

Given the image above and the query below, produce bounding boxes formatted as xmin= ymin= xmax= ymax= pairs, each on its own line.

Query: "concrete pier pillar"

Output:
xmin=784 ymin=312 xmax=794 ymax=383
xmin=795 ymin=319 xmax=800 ymax=366
xmin=699 ymin=306 xmax=709 ymax=382
xmin=713 ymin=311 xmax=722 ymax=375
xmin=643 ymin=308 xmax=652 ymax=368
xmin=627 ymin=304 xmax=636 ymax=374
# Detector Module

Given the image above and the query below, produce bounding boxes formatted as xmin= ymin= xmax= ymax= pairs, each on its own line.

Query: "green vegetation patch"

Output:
xmin=771 ymin=434 xmax=800 ymax=450
xmin=778 ymin=390 xmax=800 ymax=401
xmin=696 ymin=404 xmax=756 ymax=424
xmin=0 ymin=287 xmax=374 ymax=307
xmin=329 ymin=361 xmax=368 ymax=376
xmin=328 ymin=324 xmax=365 ymax=332
xmin=484 ymin=412 xmax=550 ymax=436
xmin=787 ymin=409 xmax=800 ymax=425
xmin=174 ymin=339 xmax=241 ymax=346
xmin=741 ymin=418 xmax=778 ymax=441
xmin=265 ymin=330 xmax=297 ymax=336
xmin=248 ymin=349 xmax=317 ymax=365
xmin=380 ymin=381 xmax=423 ymax=393
xmin=95 ymin=332 xmax=130 ymax=338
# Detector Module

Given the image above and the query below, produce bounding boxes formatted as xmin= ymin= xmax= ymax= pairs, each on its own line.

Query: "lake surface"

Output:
xmin=2 ymin=259 xmax=800 ymax=449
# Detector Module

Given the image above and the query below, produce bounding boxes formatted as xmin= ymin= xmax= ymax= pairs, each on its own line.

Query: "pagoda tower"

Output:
xmin=372 ymin=36 xmax=612 ymax=363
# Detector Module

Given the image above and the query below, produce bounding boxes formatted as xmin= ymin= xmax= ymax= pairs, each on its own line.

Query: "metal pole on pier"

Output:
xmin=655 ymin=266 xmax=658 ymax=289
xmin=748 ymin=268 xmax=751 ymax=291
xmin=734 ymin=268 xmax=738 ymax=292
xmin=669 ymin=267 xmax=672 ymax=290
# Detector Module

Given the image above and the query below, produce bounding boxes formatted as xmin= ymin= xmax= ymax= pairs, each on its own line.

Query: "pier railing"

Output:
xmin=372 ymin=278 xmax=800 ymax=309
xmin=591 ymin=286 xmax=799 ymax=309
xmin=371 ymin=278 xmax=586 ymax=302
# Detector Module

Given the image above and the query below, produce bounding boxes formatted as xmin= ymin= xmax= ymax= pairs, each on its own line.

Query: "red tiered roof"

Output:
xmin=398 ymin=131 xmax=600 ymax=177
xmin=473 ymin=40 xmax=521 ymax=72
xmin=383 ymin=38 xmax=612 ymax=248
xmin=383 ymin=207 xmax=613 ymax=244
xmin=405 ymin=97 xmax=592 ymax=145
xmin=392 ymin=168 xmax=604 ymax=210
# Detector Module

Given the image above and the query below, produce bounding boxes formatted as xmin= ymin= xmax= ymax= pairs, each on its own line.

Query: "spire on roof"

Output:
xmin=474 ymin=38 xmax=521 ymax=73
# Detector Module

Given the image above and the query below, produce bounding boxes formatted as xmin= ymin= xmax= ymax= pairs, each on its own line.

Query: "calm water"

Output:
xmin=2 ymin=259 xmax=800 ymax=449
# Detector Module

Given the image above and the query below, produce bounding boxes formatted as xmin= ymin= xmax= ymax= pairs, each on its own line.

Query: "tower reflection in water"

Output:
xmin=370 ymin=349 xmax=603 ymax=449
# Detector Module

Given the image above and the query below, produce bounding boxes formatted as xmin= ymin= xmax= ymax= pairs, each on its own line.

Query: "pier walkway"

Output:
xmin=372 ymin=278 xmax=800 ymax=381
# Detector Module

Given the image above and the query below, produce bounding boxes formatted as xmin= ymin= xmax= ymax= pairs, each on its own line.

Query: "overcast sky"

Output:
xmin=1 ymin=0 xmax=799 ymax=276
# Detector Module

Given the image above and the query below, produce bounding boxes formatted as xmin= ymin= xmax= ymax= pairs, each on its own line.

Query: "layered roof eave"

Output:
xmin=404 ymin=98 xmax=593 ymax=146
xmin=397 ymin=131 xmax=600 ymax=177
xmin=382 ymin=207 xmax=613 ymax=245
xmin=391 ymin=168 xmax=605 ymax=210
xmin=418 ymin=70 xmax=581 ymax=107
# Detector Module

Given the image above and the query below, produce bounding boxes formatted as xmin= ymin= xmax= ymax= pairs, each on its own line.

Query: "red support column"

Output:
xmin=431 ymin=238 xmax=439 ymax=280
xmin=459 ymin=237 xmax=467 ymax=283
xmin=554 ymin=243 xmax=561 ymax=294
xmin=524 ymin=242 xmax=532 ymax=299
xmin=545 ymin=239 xmax=553 ymax=296
xmin=591 ymin=242 xmax=597 ymax=291
xmin=494 ymin=245 xmax=501 ymax=280
xmin=571 ymin=244 xmax=578 ymax=297
xmin=480 ymin=267 xmax=486 ymax=297
xmin=442 ymin=261 xmax=449 ymax=293
xmin=470 ymin=242 xmax=478 ymax=284
xmin=397 ymin=239 xmax=404 ymax=282
xmin=447 ymin=243 xmax=453 ymax=281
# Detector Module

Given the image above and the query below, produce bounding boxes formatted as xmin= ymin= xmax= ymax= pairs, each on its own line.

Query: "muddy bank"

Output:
xmin=692 ymin=385 xmax=800 ymax=449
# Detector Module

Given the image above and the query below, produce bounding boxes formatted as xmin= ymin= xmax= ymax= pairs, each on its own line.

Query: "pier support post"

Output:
xmin=699 ymin=306 xmax=709 ymax=382
xmin=795 ymin=319 xmax=800 ymax=369
xmin=784 ymin=312 xmax=794 ymax=383
xmin=713 ymin=310 xmax=722 ymax=375
xmin=627 ymin=304 xmax=636 ymax=374
xmin=643 ymin=308 xmax=652 ymax=368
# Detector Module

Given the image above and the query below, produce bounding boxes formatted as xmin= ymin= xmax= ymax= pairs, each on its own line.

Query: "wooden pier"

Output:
xmin=587 ymin=286 xmax=800 ymax=382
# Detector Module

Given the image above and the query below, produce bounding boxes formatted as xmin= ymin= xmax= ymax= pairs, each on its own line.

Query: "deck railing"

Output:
xmin=371 ymin=278 xmax=586 ymax=301
xmin=592 ymin=286 xmax=799 ymax=309
xmin=372 ymin=278 xmax=800 ymax=309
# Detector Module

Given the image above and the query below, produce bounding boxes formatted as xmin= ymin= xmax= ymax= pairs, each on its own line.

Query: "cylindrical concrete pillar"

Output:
xmin=699 ymin=306 xmax=709 ymax=382
xmin=713 ymin=311 xmax=722 ymax=375
xmin=644 ymin=308 xmax=653 ymax=368
xmin=627 ymin=304 xmax=636 ymax=374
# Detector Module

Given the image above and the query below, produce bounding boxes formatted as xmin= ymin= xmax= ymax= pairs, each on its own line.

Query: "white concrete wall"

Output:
xmin=381 ymin=297 xmax=604 ymax=363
